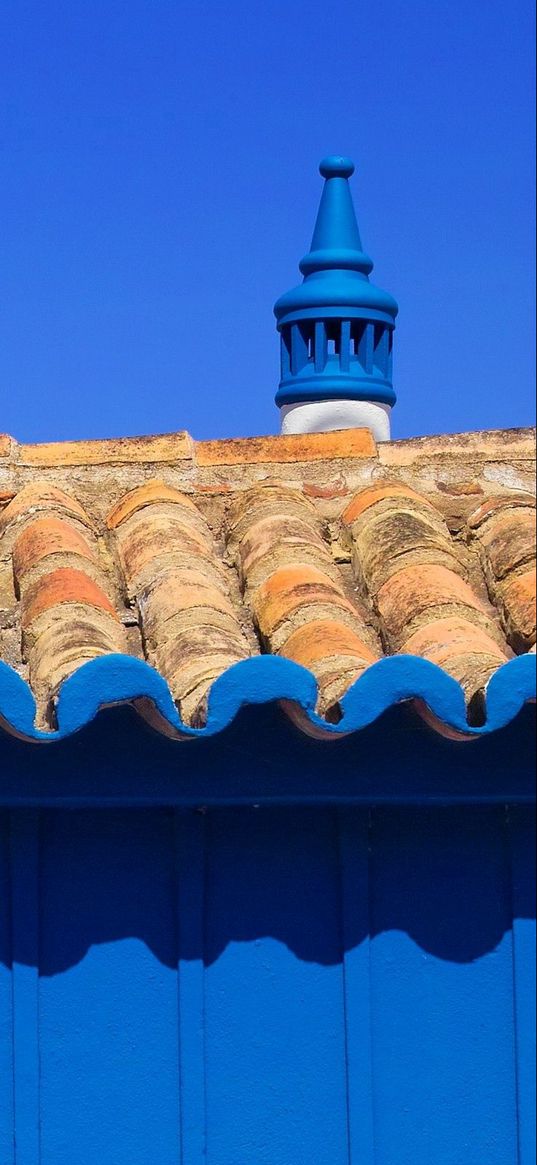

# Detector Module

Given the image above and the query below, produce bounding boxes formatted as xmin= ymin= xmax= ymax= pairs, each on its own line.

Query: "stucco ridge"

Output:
xmin=0 ymin=652 xmax=534 ymax=746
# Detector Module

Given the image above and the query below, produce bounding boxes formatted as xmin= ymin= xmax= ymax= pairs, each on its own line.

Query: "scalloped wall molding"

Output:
xmin=0 ymin=653 xmax=534 ymax=745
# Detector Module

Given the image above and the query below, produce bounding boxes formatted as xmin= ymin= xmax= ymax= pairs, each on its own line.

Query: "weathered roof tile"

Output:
xmin=499 ymin=568 xmax=536 ymax=648
xmin=0 ymin=483 xmax=93 ymax=534
xmin=196 ymin=429 xmax=376 ymax=466
xmin=0 ymin=425 xmax=534 ymax=733
xmin=401 ymin=616 xmax=508 ymax=700
xmin=468 ymin=493 xmax=536 ymax=650
xmin=107 ymin=480 xmax=201 ymax=529
xmin=13 ymin=517 xmax=95 ymax=582
xmin=376 ymin=563 xmax=500 ymax=651
xmin=226 ymin=484 xmax=381 ymax=714
xmin=21 ymin=567 xmax=119 ymax=629
xmin=18 ymin=431 xmax=194 ymax=468
xmin=4 ymin=485 xmax=126 ymax=723
xmin=110 ymin=482 xmax=250 ymax=724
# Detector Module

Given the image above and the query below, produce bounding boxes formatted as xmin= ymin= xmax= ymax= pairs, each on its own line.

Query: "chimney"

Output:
xmin=274 ymin=157 xmax=398 ymax=440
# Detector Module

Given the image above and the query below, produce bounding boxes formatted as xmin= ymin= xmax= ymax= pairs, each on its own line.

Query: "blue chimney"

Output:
xmin=274 ymin=157 xmax=398 ymax=440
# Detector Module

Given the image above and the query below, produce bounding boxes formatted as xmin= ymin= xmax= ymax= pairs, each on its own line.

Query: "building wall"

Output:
xmin=0 ymin=709 xmax=535 ymax=1164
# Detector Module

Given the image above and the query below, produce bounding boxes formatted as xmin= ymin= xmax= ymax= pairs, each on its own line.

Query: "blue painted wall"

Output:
xmin=0 ymin=705 xmax=535 ymax=1164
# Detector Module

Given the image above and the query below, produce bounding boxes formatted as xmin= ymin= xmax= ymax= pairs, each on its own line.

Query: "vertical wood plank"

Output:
xmin=204 ymin=807 xmax=349 ymax=1163
xmin=338 ymin=807 xmax=375 ymax=1165
xmin=9 ymin=810 xmax=40 ymax=1165
xmin=175 ymin=810 xmax=206 ymax=1165
xmin=369 ymin=806 xmax=518 ymax=1164
xmin=38 ymin=809 xmax=179 ymax=1164
xmin=0 ymin=812 xmax=14 ymax=1164
xmin=508 ymin=806 xmax=536 ymax=1165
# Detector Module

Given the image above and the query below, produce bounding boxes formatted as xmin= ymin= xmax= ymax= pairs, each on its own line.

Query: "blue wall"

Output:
xmin=0 ymin=705 xmax=535 ymax=1164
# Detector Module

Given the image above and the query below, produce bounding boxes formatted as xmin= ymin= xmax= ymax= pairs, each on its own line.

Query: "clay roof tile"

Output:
xmin=0 ymin=426 xmax=534 ymax=734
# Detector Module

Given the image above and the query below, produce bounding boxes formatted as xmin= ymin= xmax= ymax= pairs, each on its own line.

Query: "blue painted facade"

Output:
xmin=0 ymin=658 xmax=535 ymax=1163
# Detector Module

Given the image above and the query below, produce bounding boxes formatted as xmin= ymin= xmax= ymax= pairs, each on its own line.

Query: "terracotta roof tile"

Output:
xmin=0 ymin=425 xmax=534 ymax=733
xmin=110 ymin=482 xmax=250 ymax=724
xmin=253 ymin=565 xmax=355 ymax=639
xmin=18 ymin=431 xmax=194 ymax=468
xmin=344 ymin=487 xmax=466 ymax=595
xmin=498 ymin=568 xmax=536 ymax=648
xmin=28 ymin=608 xmax=125 ymax=698
xmin=281 ymin=619 xmax=377 ymax=672
xmin=196 ymin=429 xmax=376 ymax=466
xmin=13 ymin=517 xmax=95 ymax=581
xmin=342 ymin=482 xmax=436 ymax=525
xmin=401 ymin=616 xmax=508 ymax=699
xmin=226 ymin=484 xmax=380 ymax=714
xmin=344 ymin=483 xmax=512 ymax=700
xmin=4 ymin=485 xmax=126 ymax=722
xmin=467 ymin=494 xmax=535 ymax=529
xmin=107 ymin=480 xmax=201 ymax=529
xmin=468 ymin=493 xmax=536 ymax=650
xmin=376 ymin=563 xmax=500 ymax=650
xmin=21 ymin=567 xmax=119 ymax=629
xmin=474 ymin=506 xmax=535 ymax=580
xmin=0 ymin=482 xmax=93 ymax=533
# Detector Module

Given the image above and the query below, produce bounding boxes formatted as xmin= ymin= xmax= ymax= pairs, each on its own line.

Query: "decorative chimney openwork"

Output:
xmin=279 ymin=318 xmax=394 ymax=397
xmin=274 ymin=157 xmax=398 ymax=439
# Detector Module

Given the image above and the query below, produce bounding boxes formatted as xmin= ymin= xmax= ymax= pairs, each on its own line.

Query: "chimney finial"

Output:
xmin=274 ymin=157 xmax=398 ymax=440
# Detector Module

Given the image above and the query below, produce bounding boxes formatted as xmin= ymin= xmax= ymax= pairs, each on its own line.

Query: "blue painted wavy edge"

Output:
xmin=0 ymin=653 xmax=535 ymax=744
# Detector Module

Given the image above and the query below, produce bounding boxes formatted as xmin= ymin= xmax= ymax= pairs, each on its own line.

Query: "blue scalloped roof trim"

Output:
xmin=0 ymin=653 xmax=535 ymax=744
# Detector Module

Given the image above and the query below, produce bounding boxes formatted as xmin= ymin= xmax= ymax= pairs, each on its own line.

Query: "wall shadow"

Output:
xmin=1 ymin=799 xmax=535 ymax=976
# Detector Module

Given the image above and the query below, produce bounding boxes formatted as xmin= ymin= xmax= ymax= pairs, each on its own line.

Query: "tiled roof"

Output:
xmin=0 ymin=426 xmax=535 ymax=741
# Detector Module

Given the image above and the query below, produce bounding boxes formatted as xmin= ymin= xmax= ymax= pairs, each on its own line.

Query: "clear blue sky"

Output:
xmin=1 ymin=0 xmax=535 ymax=444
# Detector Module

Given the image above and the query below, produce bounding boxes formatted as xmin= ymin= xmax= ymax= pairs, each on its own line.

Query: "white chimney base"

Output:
xmin=280 ymin=399 xmax=392 ymax=442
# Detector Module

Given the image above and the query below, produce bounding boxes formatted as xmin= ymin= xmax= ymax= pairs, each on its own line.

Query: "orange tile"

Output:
xmin=254 ymin=565 xmax=352 ymax=634
xmin=377 ymin=562 xmax=490 ymax=638
xmin=226 ymin=485 xmax=318 ymax=543
xmin=22 ymin=567 xmax=119 ymax=628
xmin=501 ymin=568 xmax=537 ymax=645
xmin=0 ymin=483 xmax=91 ymax=531
xmin=117 ymin=515 xmax=212 ymax=584
xmin=478 ymin=509 xmax=536 ymax=580
xmin=239 ymin=513 xmax=327 ymax=579
xmin=107 ymin=480 xmax=200 ymax=529
xmin=28 ymin=610 xmax=126 ymax=701
xmin=13 ymin=517 xmax=95 ymax=579
xmin=402 ymin=616 xmax=507 ymax=666
xmin=282 ymin=619 xmax=377 ymax=670
xmin=19 ymin=431 xmax=194 ymax=467
xmin=146 ymin=574 xmax=236 ymax=622
xmin=196 ymin=428 xmax=376 ymax=467
xmin=349 ymin=507 xmax=463 ymax=600
xmin=342 ymin=482 xmax=435 ymax=526
xmin=468 ymin=494 xmax=535 ymax=530
xmin=257 ymin=563 xmax=346 ymax=602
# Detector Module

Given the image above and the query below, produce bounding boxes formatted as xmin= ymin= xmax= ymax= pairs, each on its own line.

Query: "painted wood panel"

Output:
xmin=39 ymin=809 xmax=180 ymax=1165
xmin=0 ymin=793 xmax=534 ymax=1163
xmin=203 ymin=808 xmax=350 ymax=1164
xmin=368 ymin=807 xmax=519 ymax=1164
xmin=0 ymin=811 xmax=14 ymax=1164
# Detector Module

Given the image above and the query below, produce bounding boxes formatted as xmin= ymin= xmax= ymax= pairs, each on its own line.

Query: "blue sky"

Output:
xmin=1 ymin=0 xmax=535 ymax=443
